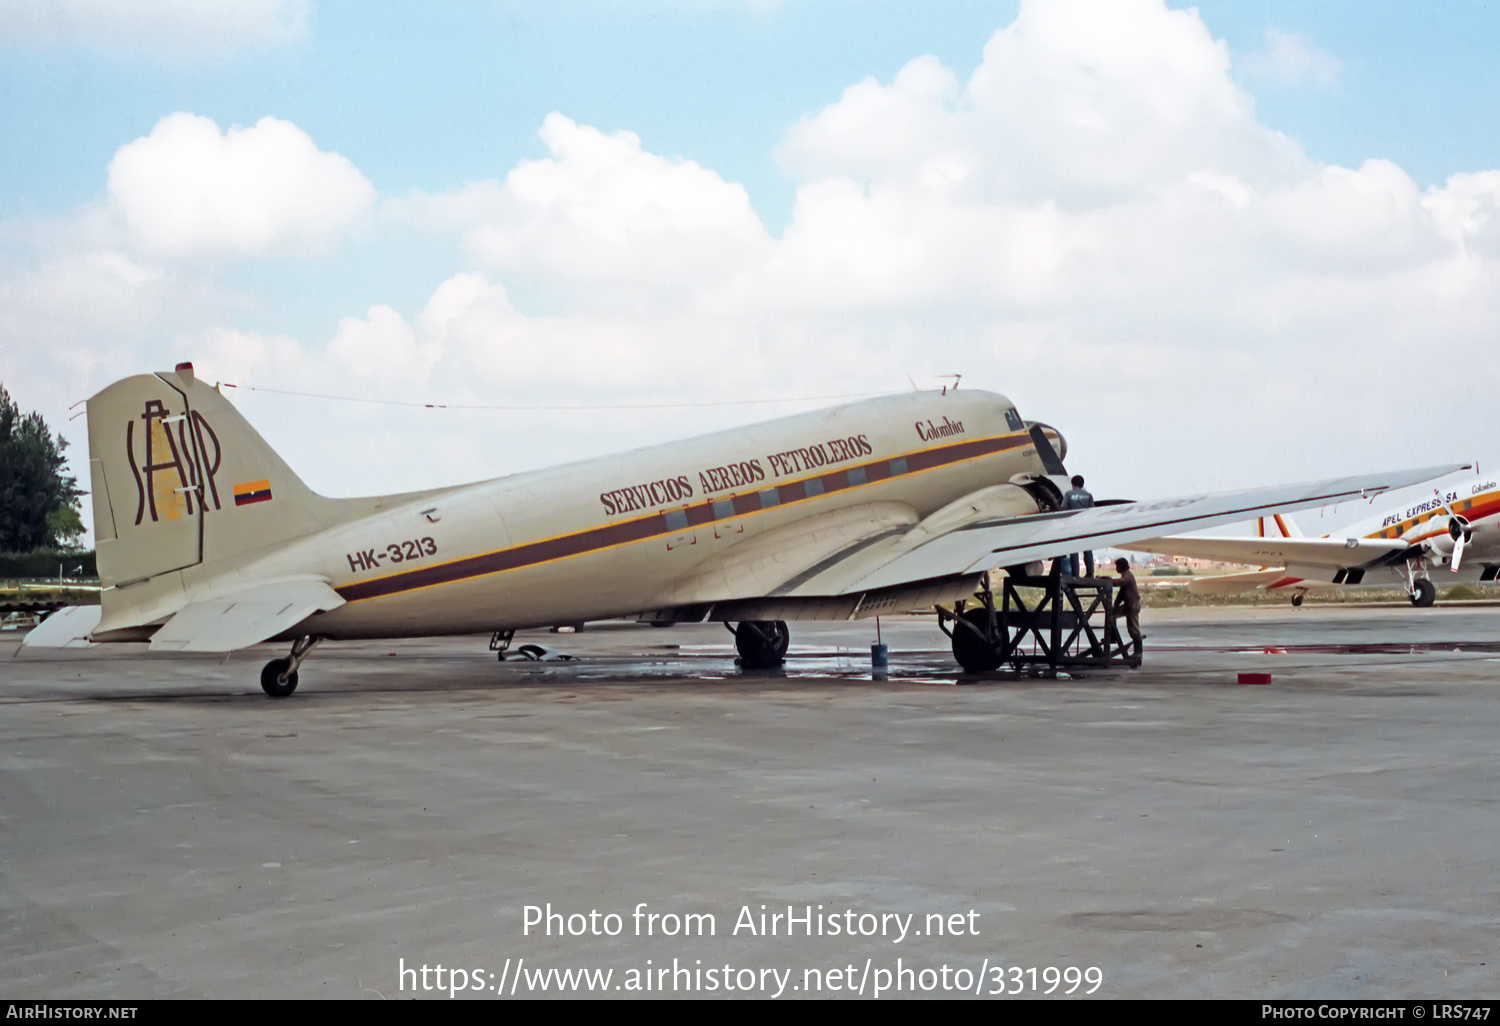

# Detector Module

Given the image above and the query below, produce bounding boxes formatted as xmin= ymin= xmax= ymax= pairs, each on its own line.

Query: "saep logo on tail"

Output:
xmin=124 ymin=398 xmax=224 ymax=524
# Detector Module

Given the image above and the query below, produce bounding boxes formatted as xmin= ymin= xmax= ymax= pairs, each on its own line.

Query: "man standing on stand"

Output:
xmin=1063 ymin=475 xmax=1095 ymax=577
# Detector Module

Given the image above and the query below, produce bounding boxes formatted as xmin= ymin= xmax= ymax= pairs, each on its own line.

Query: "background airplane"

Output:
xmin=24 ymin=364 xmax=1462 ymax=693
xmin=1132 ymin=470 xmax=1499 ymax=607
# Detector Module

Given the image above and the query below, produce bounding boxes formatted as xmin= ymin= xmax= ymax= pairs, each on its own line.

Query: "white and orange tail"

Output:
xmin=1256 ymin=513 xmax=1302 ymax=539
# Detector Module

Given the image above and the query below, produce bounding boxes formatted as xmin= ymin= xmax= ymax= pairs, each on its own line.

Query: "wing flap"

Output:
xmin=148 ymin=578 xmax=345 ymax=653
xmin=787 ymin=464 xmax=1462 ymax=596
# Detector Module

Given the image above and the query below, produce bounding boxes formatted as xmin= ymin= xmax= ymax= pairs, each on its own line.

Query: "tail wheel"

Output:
xmin=1410 ymin=578 xmax=1437 ymax=607
xmin=1291 ymin=592 xmax=1305 ymax=608
xmin=735 ymin=620 xmax=789 ymax=669
xmin=951 ymin=608 xmax=1001 ymax=673
xmin=260 ymin=657 xmax=299 ymax=698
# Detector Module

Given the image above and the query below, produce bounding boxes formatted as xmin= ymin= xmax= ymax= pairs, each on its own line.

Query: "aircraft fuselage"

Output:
xmin=236 ymin=390 xmax=1054 ymax=637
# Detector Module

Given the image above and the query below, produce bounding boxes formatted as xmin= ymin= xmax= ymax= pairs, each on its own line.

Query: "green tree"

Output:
xmin=0 ymin=384 xmax=83 ymax=551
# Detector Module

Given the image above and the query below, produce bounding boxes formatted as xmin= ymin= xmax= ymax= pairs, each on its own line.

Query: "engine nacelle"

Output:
xmin=1426 ymin=515 xmax=1471 ymax=557
xmin=913 ymin=483 xmax=1044 ymax=538
xmin=1008 ymin=472 xmax=1068 ymax=511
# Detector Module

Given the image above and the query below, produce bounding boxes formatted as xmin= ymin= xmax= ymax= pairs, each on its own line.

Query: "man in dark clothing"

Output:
xmin=1113 ymin=557 xmax=1143 ymax=658
xmin=1062 ymin=475 xmax=1095 ymax=577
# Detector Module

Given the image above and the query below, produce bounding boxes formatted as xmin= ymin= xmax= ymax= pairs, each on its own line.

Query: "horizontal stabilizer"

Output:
xmin=148 ymin=578 xmax=345 ymax=653
xmin=21 ymin=605 xmax=103 ymax=648
xmin=1185 ymin=569 xmax=1296 ymax=595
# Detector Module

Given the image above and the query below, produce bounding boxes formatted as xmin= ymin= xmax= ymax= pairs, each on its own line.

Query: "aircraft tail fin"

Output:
xmin=87 ymin=364 xmax=337 ymax=589
xmin=1256 ymin=513 xmax=1302 ymax=539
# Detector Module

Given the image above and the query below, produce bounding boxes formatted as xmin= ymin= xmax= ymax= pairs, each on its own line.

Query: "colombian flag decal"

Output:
xmin=233 ymin=479 xmax=273 ymax=506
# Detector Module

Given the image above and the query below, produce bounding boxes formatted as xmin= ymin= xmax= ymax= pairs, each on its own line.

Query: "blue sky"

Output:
xmin=2 ymin=0 xmax=1499 ymax=517
xmin=7 ymin=1 xmax=1500 ymax=224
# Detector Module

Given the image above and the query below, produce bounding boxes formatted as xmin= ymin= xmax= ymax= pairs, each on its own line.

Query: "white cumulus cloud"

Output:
xmin=394 ymin=113 xmax=770 ymax=311
xmin=107 ymin=113 xmax=376 ymax=258
xmin=780 ymin=0 xmax=1307 ymax=208
xmin=329 ymin=304 xmax=443 ymax=386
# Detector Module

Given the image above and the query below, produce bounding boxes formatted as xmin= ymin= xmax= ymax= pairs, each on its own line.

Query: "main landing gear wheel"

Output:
xmin=951 ymin=608 xmax=1001 ymax=673
xmin=1291 ymin=592 xmax=1305 ymax=608
xmin=735 ymin=620 xmax=789 ymax=669
xmin=260 ymin=658 xmax=298 ymax=698
xmin=1410 ymin=578 xmax=1437 ymax=607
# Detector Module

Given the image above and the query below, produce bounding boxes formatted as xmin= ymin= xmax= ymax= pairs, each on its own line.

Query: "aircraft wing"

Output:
xmin=1128 ymin=535 xmax=1413 ymax=569
xmin=784 ymin=465 xmax=1462 ymax=596
xmin=148 ymin=578 xmax=346 ymax=653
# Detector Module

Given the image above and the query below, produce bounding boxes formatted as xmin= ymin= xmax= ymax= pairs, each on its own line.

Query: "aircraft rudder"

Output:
xmin=86 ymin=365 xmax=328 ymax=588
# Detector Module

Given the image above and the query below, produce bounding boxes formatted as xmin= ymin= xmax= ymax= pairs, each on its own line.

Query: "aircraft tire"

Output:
xmin=261 ymin=658 xmax=299 ymax=698
xmin=735 ymin=620 xmax=789 ymax=669
xmin=1291 ymin=593 xmax=1304 ymax=608
xmin=1410 ymin=578 xmax=1437 ymax=607
xmin=951 ymin=609 xmax=1001 ymax=673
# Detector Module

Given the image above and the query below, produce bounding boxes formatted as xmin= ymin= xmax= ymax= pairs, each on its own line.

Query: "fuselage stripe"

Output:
xmin=1364 ymin=492 xmax=1500 ymax=543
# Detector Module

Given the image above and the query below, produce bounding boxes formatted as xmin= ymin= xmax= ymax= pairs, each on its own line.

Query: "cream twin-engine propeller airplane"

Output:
xmin=23 ymin=363 xmax=1462 ymax=695
xmin=1131 ymin=471 xmax=1500 ymax=608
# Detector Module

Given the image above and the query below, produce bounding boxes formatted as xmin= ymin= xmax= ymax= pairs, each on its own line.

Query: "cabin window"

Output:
xmin=759 ymin=488 xmax=779 ymax=508
xmin=805 ymin=477 xmax=825 ymax=497
xmin=712 ymin=498 xmax=736 ymax=520
xmin=848 ymin=466 xmax=868 ymax=486
xmin=890 ymin=457 xmax=908 ymax=476
xmin=1004 ymin=408 xmax=1024 ymax=431
xmin=664 ymin=509 xmax=689 ymax=531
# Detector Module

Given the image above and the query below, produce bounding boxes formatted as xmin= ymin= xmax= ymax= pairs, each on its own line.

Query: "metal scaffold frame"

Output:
xmin=937 ymin=566 xmax=1140 ymax=676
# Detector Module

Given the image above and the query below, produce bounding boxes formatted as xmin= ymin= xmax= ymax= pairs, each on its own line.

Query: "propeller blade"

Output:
xmin=1028 ymin=424 xmax=1068 ymax=477
xmin=1451 ymin=531 xmax=1467 ymax=573
xmin=1433 ymin=487 xmax=1456 ymax=519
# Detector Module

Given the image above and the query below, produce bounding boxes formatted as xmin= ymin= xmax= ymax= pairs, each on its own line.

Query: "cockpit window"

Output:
xmin=1004 ymin=408 xmax=1023 ymax=432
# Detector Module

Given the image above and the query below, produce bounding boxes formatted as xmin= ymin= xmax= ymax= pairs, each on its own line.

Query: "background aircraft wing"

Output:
xmin=1128 ymin=535 xmax=1412 ymax=569
xmin=783 ymin=464 xmax=1463 ymax=596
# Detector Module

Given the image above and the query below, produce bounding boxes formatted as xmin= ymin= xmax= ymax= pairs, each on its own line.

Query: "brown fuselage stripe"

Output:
xmin=335 ymin=431 xmax=1038 ymax=604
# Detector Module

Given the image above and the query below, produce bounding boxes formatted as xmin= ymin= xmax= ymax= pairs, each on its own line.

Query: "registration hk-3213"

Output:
xmin=347 ymin=537 xmax=438 ymax=573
